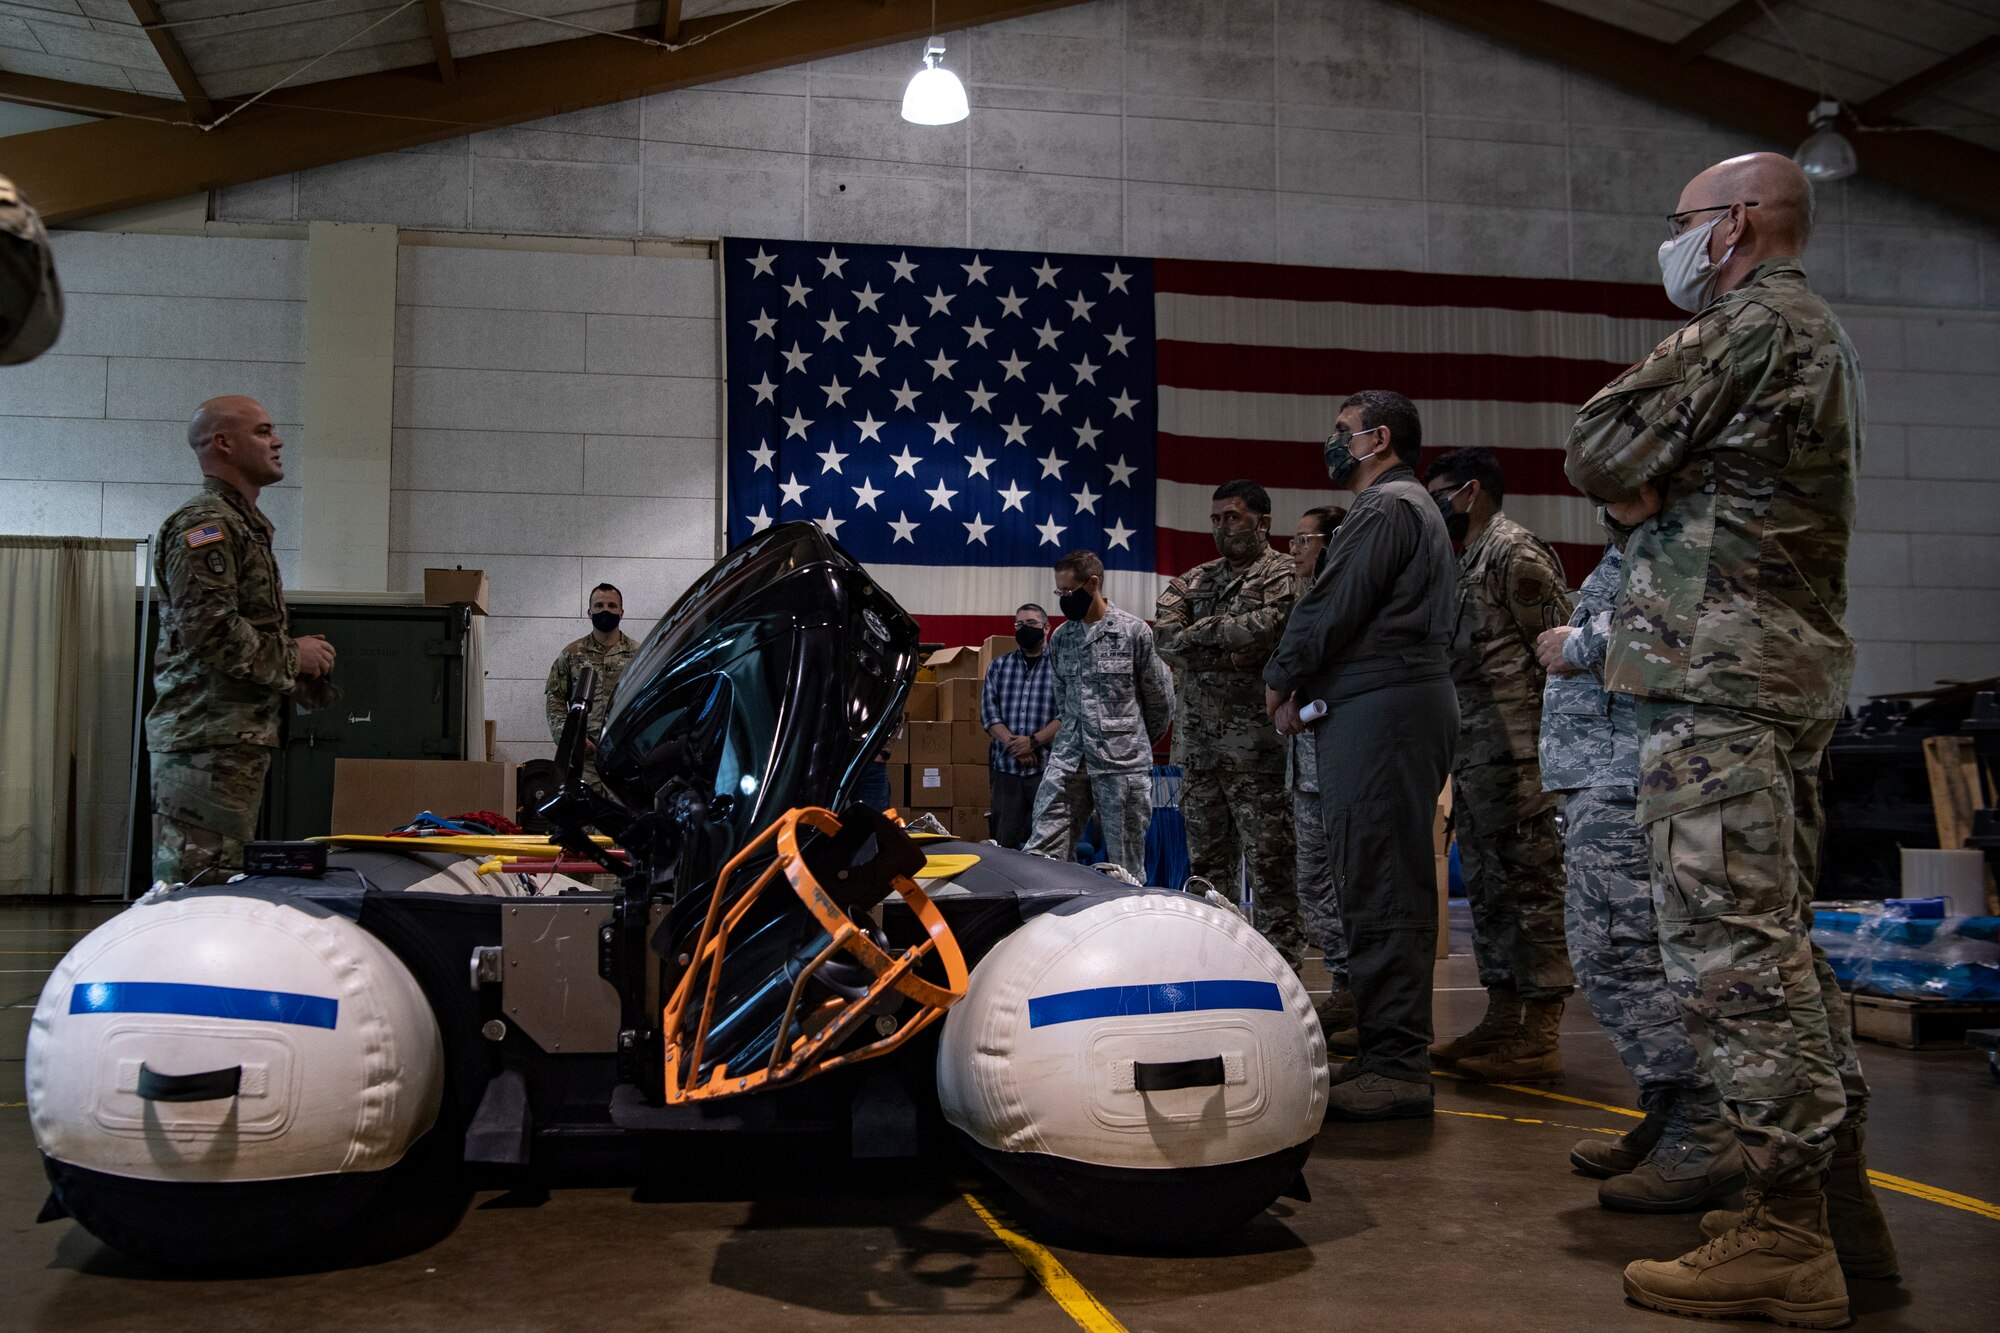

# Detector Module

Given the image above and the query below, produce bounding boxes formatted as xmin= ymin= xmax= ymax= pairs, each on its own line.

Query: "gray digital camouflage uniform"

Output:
xmin=1289 ymin=724 xmax=1346 ymax=985
xmin=147 ymin=477 xmax=326 ymax=884
xmin=1566 ymin=255 xmax=1869 ymax=1188
xmin=1025 ymin=603 xmax=1175 ymax=882
xmin=1446 ymin=511 xmax=1575 ymax=1001
xmin=1155 ymin=543 xmax=1303 ymax=966
xmin=1543 ymin=542 xmax=1710 ymax=1098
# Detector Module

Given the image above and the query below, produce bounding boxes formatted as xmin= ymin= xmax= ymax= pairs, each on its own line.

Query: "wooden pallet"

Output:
xmin=1850 ymin=991 xmax=2000 ymax=1050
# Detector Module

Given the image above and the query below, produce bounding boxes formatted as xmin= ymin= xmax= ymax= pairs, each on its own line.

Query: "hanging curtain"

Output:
xmin=0 ymin=537 xmax=138 ymax=896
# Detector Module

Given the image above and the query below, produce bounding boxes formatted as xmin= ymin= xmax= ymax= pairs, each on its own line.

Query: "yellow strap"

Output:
xmin=917 ymin=853 xmax=980 ymax=882
xmin=314 ymin=832 xmax=616 ymax=859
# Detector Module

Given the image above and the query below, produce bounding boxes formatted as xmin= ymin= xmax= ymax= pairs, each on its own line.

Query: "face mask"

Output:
xmin=1323 ymin=426 xmax=1386 ymax=487
xmin=1434 ymin=481 xmax=1472 ymax=542
xmin=1058 ymin=587 xmax=1094 ymax=621
xmin=1015 ymin=623 xmax=1045 ymax=652
xmin=591 ymin=610 xmax=621 ymax=633
xmin=1658 ymin=214 xmax=1734 ymax=314
xmin=1214 ymin=525 xmax=1268 ymax=562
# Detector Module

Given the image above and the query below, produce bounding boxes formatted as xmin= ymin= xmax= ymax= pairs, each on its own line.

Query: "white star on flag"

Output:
xmin=779 ymin=473 xmax=808 ymax=506
xmin=924 ymin=286 xmax=954 ymax=317
xmin=748 ymin=309 xmax=776 ymax=339
xmin=1109 ymin=389 xmax=1139 ymax=419
xmin=816 ymin=309 xmax=848 ymax=342
xmin=926 ymin=349 xmax=958 ymax=380
xmin=782 ymin=407 xmax=812 ymax=438
xmin=820 ymin=375 xmax=849 ymax=407
xmin=747 ymin=440 xmax=775 ymax=470
xmin=1072 ymin=483 xmax=1100 ymax=514
xmin=964 ymin=447 xmax=994 ymax=479
xmin=889 ymin=511 xmax=919 ymax=542
xmin=1038 ymin=383 xmax=1069 ymax=414
xmin=964 ymin=514 xmax=993 ymax=544
xmin=854 ymin=411 xmax=884 ymax=443
xmin=1105 ymin=326 xmax=1134 ymax=356
xmin=1037 ymin=515 xmax=1066 ymax=545
xmin=1033 ymin=319 xmax=1061 ymax=349
xmin=1032 ymin=258 xmax=1061 ymax=288
xmin=1073 ymin=419 xmax=1101 ymax=449
xmin=997 ymin=288 xmax=1027 ymax=318
xmin=967 ymin=382 xmax=996 ymax=412
xmin=889 ymin=446 xmax=921 ymax=477
xmin=998 ymin=480 xmax=1030 ymax=512
xmin=852 ymin=477 xmax=884 ymax=509
xmin=852 ymin=283 xmax=883 ymax=313
xmin=891 ymin=380 xmax=921 ymax=412
xmin=1038 ymin=448 xmax=1065 ymax=478
xmin=1108 ymin=455 xmax=1136 ymax=486
xmin=749 ymin=373 xmax=778 ymax=403
xmin=854 ymin=346 xmax=884 ymax=377
xmin=962 ymin=317 xmax=992 ymax=347
xmin=962 ymin=255 xmax=991 ymax=285
xmin=816 ymin=443 xmax=847 ymax=474
xmin=818 ymin=248 xmax=847 ymax=278
xmin=1102 ymin=264 xmax=1131 ymax=294
xmin=1072 ymin=354 xmax=1099 ymax=385
xmin=998 ymin=350 xmax=1029 ymax=382
xmin=747 ymin=247 xmax=777 ymax=277
xmin=1067 ymin=292 xmax=1094 ymax=322
xmin=1105 ymin=518 xmax=1135 ymax=549
xmin=1000 ymin=415 xmax=1031 ymax=446
xmin=816 ymin=506 xmax=845 ymax=536
xmin=888 ymin=253 xmax=918 ymax=282
xmin=929 ymin=412 xmax=960 ymax=444
xmin=926 ymin=479 xmax=958 ymax=510
xmin=748 ymin=504 xmax=774 ymax=531
xmin=782 ymin=341 xmax=810 ymax=374
xmin=887 ymin=315 xmax=918 ymax=346
xmin=782 ymin=276 xmax=811 ymax=306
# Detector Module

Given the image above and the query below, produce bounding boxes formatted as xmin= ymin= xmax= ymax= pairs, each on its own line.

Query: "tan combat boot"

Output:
xmin=1571 ymin=1089 xmax=1670 ymax=1178
xmin=1624 ymin=1182 xmax=1849 ymax=1328
xmin=1702 ymin=1121 xmax=1899 ymax=1279
xmin=1429 ymin=984 xmax=1521 ymax=1065
xmin=1599 ymin=1088 xmax=1747 ymax=1213
xmin=1316 ymin=987 xmax=1359 ymax=1058
xmin=1454 ymin=996 xmax=1564 ymax=1083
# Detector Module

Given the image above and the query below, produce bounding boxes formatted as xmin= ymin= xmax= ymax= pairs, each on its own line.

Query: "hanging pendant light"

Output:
xmin=901 ymin=1 xmax=967 ymax=126
xmin=1794 ymin=99 xmax=1857 ymax=182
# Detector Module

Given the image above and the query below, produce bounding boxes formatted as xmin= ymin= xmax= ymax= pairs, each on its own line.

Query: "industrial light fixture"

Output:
xmin=901 ymin=2 xmax=967 ymax=126
xmin=1795 ymin=99 xmax=1857 ymax=182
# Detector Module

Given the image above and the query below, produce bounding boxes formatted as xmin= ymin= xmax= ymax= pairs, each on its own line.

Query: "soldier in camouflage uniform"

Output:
xmin=1540 ymin=540 xmax=1743 ymax=1213
xmin=1026 ymin=550 xmax=1175 ymax=882
xmin=148 ymin=396 xmax=336 ymax=885
xmin=1155 ymin=480 xmax=1303 ymax=967
xmin=1423 ymin=448 xmax=1574 ymax=1082
xmin=545 ymin=582 xmax=640 ymax=791
xmin=1566 ymin=152 xmax=1893 ymax=1325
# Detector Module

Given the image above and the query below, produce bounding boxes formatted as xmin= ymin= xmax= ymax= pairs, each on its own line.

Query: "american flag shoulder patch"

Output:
xmin=183 ymin=523 xmax=224 ymax=549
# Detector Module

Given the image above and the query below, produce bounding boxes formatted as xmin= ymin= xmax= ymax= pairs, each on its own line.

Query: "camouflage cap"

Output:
xmin=0 ymin=174 xmax=63 ymax=366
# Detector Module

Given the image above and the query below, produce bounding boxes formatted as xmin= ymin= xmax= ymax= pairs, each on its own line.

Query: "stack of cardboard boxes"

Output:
xmin=882 ymin=634 xmax=1017 ymax=842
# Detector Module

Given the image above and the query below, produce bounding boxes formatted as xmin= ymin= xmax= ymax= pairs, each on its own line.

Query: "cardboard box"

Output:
xmin=423 ymin=567 xmax=490 ymax=615
xmin=980 ymin=634 xmax=1016 ymax=676
xmin=953 ymin=763 xmax=991 ymax=805
xmin=904 ymin=680 xmax=939 ymax=722
xmin=926 ymin=645 xmax=981 ymax=683
xmin=949 ymin=721 xmax=989 ymax=765
xmin=482 ymin=719 xmax=496 ymax=763
xmin=952 ymin=806 xmax=991 ymax=842
xmin=938 ymin=677 xmax=981 ymax=724
xmin=885 ymin=725 xmax=910 ymax=765
xmin=331 ymin=759 xmax=516 ymax=835
xmin=908 ymin=721 xmax=953 ymax=767
xmin=910 ymin=764 xmax=954 ymax=807
xmin=881 ymin=763 xmax=906 ymax=808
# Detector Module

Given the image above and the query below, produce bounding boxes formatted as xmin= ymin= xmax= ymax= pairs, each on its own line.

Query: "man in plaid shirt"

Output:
xmin=981 ymin=603 xmax=1061 ymax=848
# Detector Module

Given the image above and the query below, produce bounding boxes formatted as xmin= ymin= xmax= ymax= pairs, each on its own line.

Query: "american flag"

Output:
xmin=722 ymin=238 xmax=1681 ymax=641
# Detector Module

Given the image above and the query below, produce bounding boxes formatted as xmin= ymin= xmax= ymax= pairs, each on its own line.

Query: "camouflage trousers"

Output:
xmin=1026 ymin=765 xmax=1153 ymax=883
xmin=150 ymin=743 xmax=271 ymax=887
xmin=1636 ymin=700 xmax=1867 ymax=1188
xmin=1182 ymin=766 xmax=1303 ymax=969
xmin=1560 ymin=783 xmax=1711 ymax=1096
xmin=1292 ymin=790 xmax=1346 ymax=982
xmin=1454 ymin=761 xmax=1574 ymax=1000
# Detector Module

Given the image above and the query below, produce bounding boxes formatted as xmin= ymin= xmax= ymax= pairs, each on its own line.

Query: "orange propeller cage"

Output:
xmin=660 ymin=806 xmax=969 ymax=1104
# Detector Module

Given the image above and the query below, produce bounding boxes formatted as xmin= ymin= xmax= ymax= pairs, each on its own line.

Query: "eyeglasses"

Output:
xmin=1291 ymin=532 xmax=1326 ymax=546
xmin=1665 ymin=200 xmax=1757 ymax=238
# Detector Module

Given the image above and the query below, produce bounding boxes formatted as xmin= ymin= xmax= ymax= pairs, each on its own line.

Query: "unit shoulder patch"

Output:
xmin=183 ymin=523 xmax=225 ymax=549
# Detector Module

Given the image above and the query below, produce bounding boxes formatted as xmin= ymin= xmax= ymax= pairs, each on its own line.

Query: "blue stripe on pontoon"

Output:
xmin=1027 ymin=979 xmax=1283 ymax=1028
xmin=68 ymin=981 xmax=338 ymax=1029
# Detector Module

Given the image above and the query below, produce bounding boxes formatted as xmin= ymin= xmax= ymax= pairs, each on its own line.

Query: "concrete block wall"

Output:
xmin=389 ymin=244 xmax=721 ymax=765
xmin=0 ymin=232 xmax=308 ymax=583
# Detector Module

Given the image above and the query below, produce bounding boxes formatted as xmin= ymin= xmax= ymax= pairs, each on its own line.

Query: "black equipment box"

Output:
xmin=244 ymin=841 xmax=327 ymax=877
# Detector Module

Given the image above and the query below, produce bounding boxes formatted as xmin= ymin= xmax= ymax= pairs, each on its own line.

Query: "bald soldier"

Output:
xmin=1566 ymin=153 xmax=1893 ymax=1328
xmin=148 ymin=397 xmax=335 ymax=885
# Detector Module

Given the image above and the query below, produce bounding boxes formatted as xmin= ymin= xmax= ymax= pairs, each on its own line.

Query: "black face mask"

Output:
xmin=591 ymin=610 xmax=621 ymax=633
xmin=1435 ymin=482 xmax=1472 ymax=542
xmin=1323 ymin=425 xmax=1386 ymax=487
xmin=1058 ymin=587 xmax=1094 ymax=621
xmin=1015 ymin=623 xmax=1046 ymax=652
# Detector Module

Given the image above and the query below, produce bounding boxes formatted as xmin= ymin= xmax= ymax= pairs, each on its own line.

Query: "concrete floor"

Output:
xmin=3 ymin=899 xmax=1995 ymax=1333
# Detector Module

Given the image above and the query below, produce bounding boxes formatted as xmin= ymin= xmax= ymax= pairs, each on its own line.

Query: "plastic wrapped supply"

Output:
xmin=1811 ymin=905 xmax=2000 ymax=1001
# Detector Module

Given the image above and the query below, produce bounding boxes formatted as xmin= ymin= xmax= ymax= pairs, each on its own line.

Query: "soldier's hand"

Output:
xmin=1605 ymin=480 xmax=1663 ymax=528
xmin=1537 ymin=626 xmax=1581 ymax=675
xmin=296 ymin=634 xmax=336 ymax=678
xmin=1264 ymin=684 xmax=1285 ymax=719
xmin=1273 ymin=694 xmax=1305 ymax=737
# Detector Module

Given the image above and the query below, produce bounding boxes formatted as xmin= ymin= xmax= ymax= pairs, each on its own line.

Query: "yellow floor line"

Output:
xmin=1866 ymin=1172 xmax=2000 ymax=1222
xmin=963 ymin=1192 xmax=1129 ymax=1333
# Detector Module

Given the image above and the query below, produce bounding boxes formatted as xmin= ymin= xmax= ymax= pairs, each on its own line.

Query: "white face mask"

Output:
xmin=1657 ymin=214 xmax=1734 ymax=314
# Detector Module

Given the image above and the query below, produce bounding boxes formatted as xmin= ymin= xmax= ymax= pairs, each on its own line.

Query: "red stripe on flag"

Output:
xmin=1155 ymin=526 xmax=1222 ymax=576
xmin=1157 ymin=342 xmax=1626 ymax=404
xmin=1550 ymin=542 xmax=1604 ymax=586
xmin=1154 ymin=258 xmax=1682 ymax=321
xmin=1159 ymin=434 xmax=1583 ymax=495
xmin=913 ymin=614 xmax=1017 ymax=649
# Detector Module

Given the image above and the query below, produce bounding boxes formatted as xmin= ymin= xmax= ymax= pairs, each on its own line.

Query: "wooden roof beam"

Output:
xmin=128 ymin=0 xmax=215 ymax=123
xmin=661 ymin=0 xmax=683 ymax=46
xmin=1394 ymin=0 xmax=2000 ymax=227
xmin=1673 ymin=1 xmax=1768 ymax=60
xmin=424 ymin=0 xmax=457 ymax=81
xmin=3 ymin=0 xmax=1090 ymax=223
xmin=0 ymin=71 xmax=192 ymax=123
xmin=1858 ymin=33 xmax=2000 ymax=122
